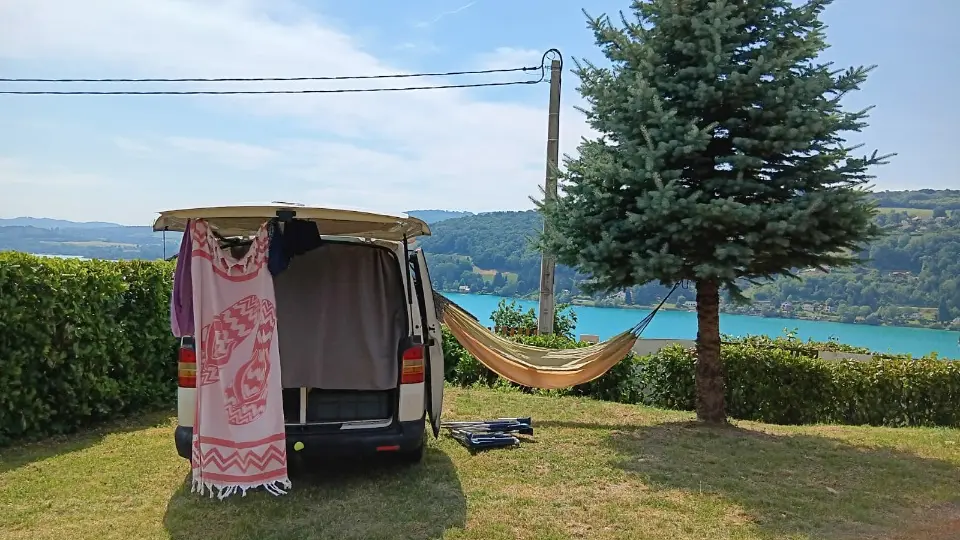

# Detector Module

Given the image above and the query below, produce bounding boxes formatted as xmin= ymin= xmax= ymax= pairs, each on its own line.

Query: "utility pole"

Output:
xmin=537 ymin=55 xmax=562 ymax=335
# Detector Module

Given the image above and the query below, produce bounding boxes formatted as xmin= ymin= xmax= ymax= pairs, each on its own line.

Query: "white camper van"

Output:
xmin=153 ymin=204 xmax=444 ymax=463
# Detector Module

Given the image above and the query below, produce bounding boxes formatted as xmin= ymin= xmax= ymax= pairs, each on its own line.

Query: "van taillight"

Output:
xmin=178 ymin=343 xmax=197 ymax=388
xmin=401 ymin=345 xmax=425 ymax=384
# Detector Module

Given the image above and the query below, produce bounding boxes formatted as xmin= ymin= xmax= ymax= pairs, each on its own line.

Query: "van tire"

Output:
xmin=397 ymin=432 xmax=426 ymax=464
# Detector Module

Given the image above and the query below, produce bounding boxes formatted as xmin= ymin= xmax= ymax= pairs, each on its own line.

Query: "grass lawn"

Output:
xmin=2 ymin=387 xmax=959 ymax=540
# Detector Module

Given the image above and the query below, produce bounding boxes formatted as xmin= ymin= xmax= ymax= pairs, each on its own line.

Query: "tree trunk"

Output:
xmin=695 ymin=279 xmax=727 ymax=424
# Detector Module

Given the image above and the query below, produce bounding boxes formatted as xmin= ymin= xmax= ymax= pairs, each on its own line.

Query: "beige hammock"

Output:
xmin=433 ymin=287 xmax=676 ymax=389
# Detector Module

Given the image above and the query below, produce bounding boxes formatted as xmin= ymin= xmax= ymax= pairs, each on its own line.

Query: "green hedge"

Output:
xmin=442 ymin=329 xmax=960 ymax=428
xmin=3 ymin=250 xmax=958 ymax=445
xmin=0 ymin=252 xmax=177 ymax=445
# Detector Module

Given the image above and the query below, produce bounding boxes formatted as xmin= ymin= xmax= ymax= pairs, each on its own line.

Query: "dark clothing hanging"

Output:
xmin=268 ymin=218 xmax=323 ymax=276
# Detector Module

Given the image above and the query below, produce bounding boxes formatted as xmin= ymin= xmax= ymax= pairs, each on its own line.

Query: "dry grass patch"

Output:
xmin=1 ymin=387 xmax=959 ymax=539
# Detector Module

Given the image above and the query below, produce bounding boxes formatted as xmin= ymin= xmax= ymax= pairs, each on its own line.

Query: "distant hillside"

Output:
xmin=2 ymin=211 xmax=470 ymax=228
xmin=5 ymin=189 xmax=960 ymax=329
xmin=417 ymin=210 xmax=588 ymax=298
xmin=0 ymin=224 xmax=175 ymax=260
xmin=415 ymin=201 xmax=960 ymax=330
xmin=419 ymin=211 xmax=541 ymax=268
xmin=406 ymin=210 xmax=473 ymax=224
xmin=869 ymin=189 xmax=960 ymax=210
xmin=0 ymin=217 xmax=122 ymax=229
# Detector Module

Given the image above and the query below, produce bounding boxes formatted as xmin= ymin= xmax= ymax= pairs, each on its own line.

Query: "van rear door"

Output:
xmin=412 ymin=249 xmax=444 ymax=437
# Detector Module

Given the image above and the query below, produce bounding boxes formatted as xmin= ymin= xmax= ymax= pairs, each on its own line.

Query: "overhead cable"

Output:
xmin=0 ymin=79 xmax=543 ymax=95
xmin=0 ymin=49 xmax=561 ymax=95
xmin=0 ymin=66 xmax=538 ymax=84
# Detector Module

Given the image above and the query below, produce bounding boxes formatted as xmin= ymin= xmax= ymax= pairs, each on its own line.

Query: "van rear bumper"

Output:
xmin=174 ymin=419 xmax=425 ymax=461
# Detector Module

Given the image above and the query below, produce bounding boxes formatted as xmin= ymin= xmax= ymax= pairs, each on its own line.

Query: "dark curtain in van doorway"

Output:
xmin=273 ymin=243 xmax=406 ymax=390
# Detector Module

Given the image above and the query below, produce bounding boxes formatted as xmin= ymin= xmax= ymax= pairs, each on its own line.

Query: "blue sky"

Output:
xmin=0 ymin=0 xmax=956 ymax=225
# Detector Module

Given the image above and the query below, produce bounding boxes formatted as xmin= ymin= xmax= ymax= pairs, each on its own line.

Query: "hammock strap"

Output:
xmin=629 ymin=282 xmax=682 ymax=337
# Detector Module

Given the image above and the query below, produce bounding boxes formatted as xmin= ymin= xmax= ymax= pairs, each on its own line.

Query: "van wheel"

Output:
xmin=397 ymin=441 xmax=425 ymax=464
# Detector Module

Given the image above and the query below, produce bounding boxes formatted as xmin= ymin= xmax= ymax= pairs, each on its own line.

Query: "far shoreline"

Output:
xmin=440 ymin=290 xmax=960 ymax=335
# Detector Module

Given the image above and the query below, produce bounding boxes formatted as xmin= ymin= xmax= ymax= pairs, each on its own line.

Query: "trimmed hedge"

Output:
xmin=2 ymin=250 xmax=958 ymax=445
xmin=442 ymin=328 xmax=960 ymax=428
xmin=0 ymin=252 xmax=177 ymax=445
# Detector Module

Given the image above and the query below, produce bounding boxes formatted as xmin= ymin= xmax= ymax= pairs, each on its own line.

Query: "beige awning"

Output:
xmin=152 ymin=204 xmax=431 ymax=241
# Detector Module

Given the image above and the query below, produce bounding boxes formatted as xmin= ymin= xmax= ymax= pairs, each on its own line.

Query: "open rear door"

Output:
xmin=412 ymin=249 xmax=444 ymax=437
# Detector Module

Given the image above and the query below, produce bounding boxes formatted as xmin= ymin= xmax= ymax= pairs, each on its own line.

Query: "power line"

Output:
xmin=0 ymin=78 xmax=545 ymax=95
xmin=0 ymin=66 xmax=538 ymax=84
xmin=0 ymin=49 xmax=561 ymax=95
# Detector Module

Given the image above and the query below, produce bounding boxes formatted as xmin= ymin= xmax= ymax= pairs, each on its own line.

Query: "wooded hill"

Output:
xmin=417 ymin=191 xmax=960 ymax=329
xmin=2 ymin=191 xmax=959 ymax=328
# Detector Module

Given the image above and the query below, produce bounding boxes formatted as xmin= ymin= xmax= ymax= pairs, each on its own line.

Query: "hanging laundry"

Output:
xmin=189 ymin=218 xmax=291 ymax=499
xmin=170 ymin=220 xmax=194 ymax=337
xmin=267 ymin=218 xmax=323 ymax=276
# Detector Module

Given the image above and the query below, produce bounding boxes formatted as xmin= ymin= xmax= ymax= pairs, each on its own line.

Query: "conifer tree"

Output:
xmin=541 ymin=0 xmax=889 ymax=423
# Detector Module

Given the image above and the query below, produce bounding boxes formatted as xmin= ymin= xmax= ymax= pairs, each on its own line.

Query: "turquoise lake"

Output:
xmin=443 ymin=293 xmax=960 ymax=359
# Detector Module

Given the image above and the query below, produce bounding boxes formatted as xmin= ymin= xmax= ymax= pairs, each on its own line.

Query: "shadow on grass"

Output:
xmin=0 ymin=409 xmax=173 ymax=474
xmin=595 ymin=420 xmax=960 ymax=538
xmin=162 ymin=447 xmax=467 ymax=540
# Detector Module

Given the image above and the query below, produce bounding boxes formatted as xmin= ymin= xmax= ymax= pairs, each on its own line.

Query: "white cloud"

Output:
xmin=0 ymin=0 xmax=594 ymax=223
xmin=0 ymin=157 xmax=136 ymax=223
xmin=165 ymin=137 xmax=278 ymax=170
xmin=0 ymin=157 xmax=110 ymax=187
xmin=113 ymin=137 xmax=156 ymax=155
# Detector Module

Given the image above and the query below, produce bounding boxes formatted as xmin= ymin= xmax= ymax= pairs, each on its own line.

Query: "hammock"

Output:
xmin=433 ymin=284 xmax=679 ymax=389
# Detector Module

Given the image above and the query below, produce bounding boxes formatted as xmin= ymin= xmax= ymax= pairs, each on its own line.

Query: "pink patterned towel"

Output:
xmin=189 ymin=219 xmax=290 ymax=499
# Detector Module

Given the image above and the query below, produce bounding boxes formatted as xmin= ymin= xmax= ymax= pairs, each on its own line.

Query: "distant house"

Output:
xmin=458 ymin=285 xmax=471 ymax=293
xmin=801 ymin=303 xmax=815 ymax=312
xmin=781 ymin=302 xmax=793 ymax=311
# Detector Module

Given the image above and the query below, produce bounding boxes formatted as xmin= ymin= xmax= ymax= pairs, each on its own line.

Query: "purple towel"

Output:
xmin=170 ymin=220 xmax=195 ymax=337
